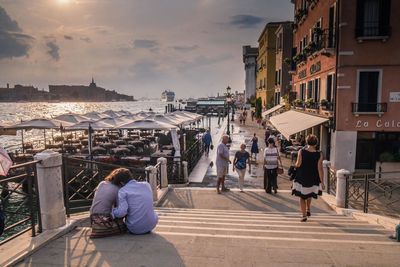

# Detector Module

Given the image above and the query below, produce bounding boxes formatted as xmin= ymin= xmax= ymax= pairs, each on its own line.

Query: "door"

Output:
xmin=355 ymin=139 xmax=376 ymax=170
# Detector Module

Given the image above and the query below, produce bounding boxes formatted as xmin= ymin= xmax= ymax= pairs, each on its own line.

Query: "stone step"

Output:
xmin=155 ymin=207 xmax=341 ymax=217
xmin=157 ymin=211 xmax=357 ymax=222
xmin=154 ymin=224 xmax=393 ymax=242
xmin=157 ymin=219 xmax=390 ymax=233
xmin=157 ymin=214 xmax=371 ymax=226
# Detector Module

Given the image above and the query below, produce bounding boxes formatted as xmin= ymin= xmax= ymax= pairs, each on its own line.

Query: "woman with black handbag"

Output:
xmin=263 ymin=138 xmax=283 ymax=194
xmin=292 ymin=134 xmax=325 ymax=222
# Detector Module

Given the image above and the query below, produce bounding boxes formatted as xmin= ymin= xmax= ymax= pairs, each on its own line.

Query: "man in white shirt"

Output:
xmin=215 ymin=135 xmax=231 ymax=194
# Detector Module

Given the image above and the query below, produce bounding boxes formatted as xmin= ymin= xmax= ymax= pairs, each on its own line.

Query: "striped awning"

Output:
xmin=262 ymin=104 xmax=284 ymax=117
xmin=269 ymin=110 xmax=329 ymax=139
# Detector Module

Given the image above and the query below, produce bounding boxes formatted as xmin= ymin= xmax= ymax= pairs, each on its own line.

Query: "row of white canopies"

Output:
xmin=6 ymin=110 xmax=204 ymax=131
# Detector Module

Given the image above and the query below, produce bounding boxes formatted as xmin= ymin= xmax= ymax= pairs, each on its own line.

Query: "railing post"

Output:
xmin=182 ymin=161 xmax=188 ymax=182
xmin=322 ymin=160 xmax=331 ymax=193
xmin=34 ymin=151 xmax=66 ymax=230
xmin=336 ymin=169 xmax=350 ymax=208
xmin=157 ymin=157 xmax=168 ymax=188
xmin=145 ymin=166 xmax=157 ymax=202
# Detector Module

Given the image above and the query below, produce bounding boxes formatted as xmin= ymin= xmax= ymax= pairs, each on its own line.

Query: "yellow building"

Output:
xmin=256 ymin=22 xmax=280 ymax=108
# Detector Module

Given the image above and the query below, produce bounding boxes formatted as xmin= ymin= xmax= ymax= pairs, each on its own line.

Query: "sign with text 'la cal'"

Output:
xmin=389 ymin=92 xmax=400 ymax=102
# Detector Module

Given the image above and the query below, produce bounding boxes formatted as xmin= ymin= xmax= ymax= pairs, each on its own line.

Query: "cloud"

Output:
xmin=0 ymin=6 xmax=33 ymax=59
xmin=172 ymin=45 xmax=199 ymax=52
xmin=80 ymin=36 xmax=91 ymax=43
xmin=229 ymin=14 xmax=265 ymax=28
xmin=46 ymin=41 xmax=60 ymax=61
xmin=64 ymin=35 xmax=73 ymax=40
xmin=133 ymin=39 xmax=158 ymax=49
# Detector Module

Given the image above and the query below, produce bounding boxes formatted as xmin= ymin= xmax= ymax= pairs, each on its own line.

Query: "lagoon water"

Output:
xmin=0 ymin=101 xmax=172 ymax=150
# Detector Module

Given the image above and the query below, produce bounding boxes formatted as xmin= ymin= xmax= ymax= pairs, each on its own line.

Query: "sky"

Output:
xmin=0 ymin=0 xmax=293 ymax=99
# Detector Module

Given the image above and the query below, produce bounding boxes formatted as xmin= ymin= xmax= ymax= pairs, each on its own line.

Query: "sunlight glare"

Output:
xmin=57 ymin=0 xmax=71 ymax=5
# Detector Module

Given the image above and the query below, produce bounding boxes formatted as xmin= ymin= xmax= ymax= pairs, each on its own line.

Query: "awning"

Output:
xmin=269 ymin=110 xmax=329 ymax=139
xmin=262 ymin=104 xmax=284 ymax=117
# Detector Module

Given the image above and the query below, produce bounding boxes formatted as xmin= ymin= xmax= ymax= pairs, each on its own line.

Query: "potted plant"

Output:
xmin=305 ymin=98 xmax=315 ymax=108
xmin=284 ymin=58 xmax=293 ymax=66
xmin=294 ymin=99 xmax=304 ymax=107
xmin=320 ymin=99 xmax=329 ymax=109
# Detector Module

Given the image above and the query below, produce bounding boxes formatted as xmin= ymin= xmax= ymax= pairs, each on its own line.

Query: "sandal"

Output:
xmin=306 ymin=210 xmax=311 ymax=217
xmin=301 ymin=216 xmax=307 ymax=222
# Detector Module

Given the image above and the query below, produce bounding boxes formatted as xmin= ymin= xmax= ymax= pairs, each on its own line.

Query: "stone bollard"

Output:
xmin=182 ymin=161 xmax=188 ymax=182
xmin=157 ymin=157 xmax=168 ymax=188
xmin=34 ymin=151 xmax=66 ymax=230
xmin=336 ymin=169 xmax=350 ymax=208
xmin=145 ymin=166 xmax=157 ymax=201
xmin=322 ymin=160 xmax=331 ymax=193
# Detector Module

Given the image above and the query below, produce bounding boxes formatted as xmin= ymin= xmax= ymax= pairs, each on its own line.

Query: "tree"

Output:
xmin=255 ymin=97 xmax=262 ymax=119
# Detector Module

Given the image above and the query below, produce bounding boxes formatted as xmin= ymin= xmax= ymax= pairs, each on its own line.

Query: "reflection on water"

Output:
xmin=0 ymin=101 xmax=169 ymax=149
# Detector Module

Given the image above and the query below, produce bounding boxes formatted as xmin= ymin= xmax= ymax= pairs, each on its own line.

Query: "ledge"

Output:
xmin=357 ymin=36 xmax=389 ymax=42
xmin=321 ymin=194 xmax=399 ymax=233
xmin=353 ymin=112 xmax=385 ymax=117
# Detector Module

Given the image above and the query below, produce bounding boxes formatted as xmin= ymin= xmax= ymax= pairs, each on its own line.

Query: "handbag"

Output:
xmin=210 ymin=144 xmax=214 ymax=150
xmin=288 ymin=166 xmax=297 ymax=181
xmin=277 ymin=167 xmax=284 ymax=175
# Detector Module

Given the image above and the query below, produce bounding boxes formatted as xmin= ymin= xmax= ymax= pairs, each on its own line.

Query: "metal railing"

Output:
xmin=182 ymin=138 xmax=204 ymax=174
xmin=351 ymin=102 xmax=388 ymax=113
xmin=62 ymin=156 xmax=146 ymax=215
xmin=0 ymin=160 xmax=42 ymax=245
xmin=326 ymin=167 xmax=337 ymax=196
xmin=166 ymin=158 xmax=184 ymax=184
xmin=345 ymin=171 xmax=400 ymax=217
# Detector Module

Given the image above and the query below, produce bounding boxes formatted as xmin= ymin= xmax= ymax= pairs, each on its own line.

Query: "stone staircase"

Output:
xmin=154 ymin=207 xmax=395 ymax=245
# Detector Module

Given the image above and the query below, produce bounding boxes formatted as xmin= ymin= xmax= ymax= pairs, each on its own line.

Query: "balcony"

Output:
xmin=352 ymin=102 xmax=387 ymax=115
xmin=294 ymin=8 xmax=308 ymax=25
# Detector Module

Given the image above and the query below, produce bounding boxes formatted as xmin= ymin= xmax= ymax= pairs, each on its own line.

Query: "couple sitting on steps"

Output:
xmin=89 ymin=168 xmax=158 ymax=238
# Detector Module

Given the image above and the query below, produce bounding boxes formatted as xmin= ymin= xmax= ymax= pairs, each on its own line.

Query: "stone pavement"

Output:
xmin=17 ymin=188 xmax=400 ymax=267
xmin=199 ymin=117 xmax=293 ymax=190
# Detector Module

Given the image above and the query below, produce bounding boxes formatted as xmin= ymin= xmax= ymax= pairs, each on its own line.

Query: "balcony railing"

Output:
xmin=352 ymin=102 xmax=387 ymax=113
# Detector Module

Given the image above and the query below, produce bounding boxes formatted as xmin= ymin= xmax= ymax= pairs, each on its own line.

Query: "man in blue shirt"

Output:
xmin=203 ymin=129 xmax=212 ymax=156
xmin=112 ymin=177 xmax=158 ymax=234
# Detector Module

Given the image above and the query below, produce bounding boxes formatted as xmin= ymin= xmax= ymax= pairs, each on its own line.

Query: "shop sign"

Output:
xmin=310 ymin=61 xmax=321 ymax=75
xmin=356 ymin=119 xmax=400 ymax=128
xmin=298 ymin=69 xmax=307 ymax=79
xmin=389 ymin=92 xmax=400 ymax=102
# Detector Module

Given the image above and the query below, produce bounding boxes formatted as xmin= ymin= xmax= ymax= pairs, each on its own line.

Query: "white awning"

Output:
xmin=269 ymin=110 xmax=329 ymax=139
xmin=262 ymin=104 xmax=284 ymax=117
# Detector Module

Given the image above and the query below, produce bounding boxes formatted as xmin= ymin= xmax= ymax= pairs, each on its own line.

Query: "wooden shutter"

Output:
xmin=355 ymin=0 xmax=365 ymax=37
xmin=379 ymin=0 xmax=391 ymax=36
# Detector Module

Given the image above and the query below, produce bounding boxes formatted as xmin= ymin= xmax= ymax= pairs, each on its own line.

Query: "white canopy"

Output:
xmin=8 ymin=118 xmax=73 ymax=129
xmin=262 ymin=104 xmax=284 ymax=117
xmin=269 ymin=110 xmax=329 ymax=139
xmin=102 ymin=110 xmax=120 ymax=118
xmin=119 ymin=119 xmax=176 ymax=130
xmin=84 ymin=111 xmax=110 ymax=120
xmin=145 ymin=114 xmax=183 ymax=126
xmin=53 ymin=113 xmax=90 ymax=124
xmin=66 ymin=120 xmax=114 ymax=130
xmin=97 ymin=117 xmax=130 ymax=127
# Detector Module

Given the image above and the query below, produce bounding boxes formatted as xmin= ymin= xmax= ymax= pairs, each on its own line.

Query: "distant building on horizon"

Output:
xmin=0 ymin=84 xmax=50 ymax=102
xmin=49 ymin=78 xmax=134 ymax=102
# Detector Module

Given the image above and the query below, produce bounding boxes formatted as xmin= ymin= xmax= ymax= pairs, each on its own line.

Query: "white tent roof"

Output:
xmin=97 ymin=117 xmax=130 ymax=127
xmin=269 ymin=110 xmax=329 ymax=139
xmin=102 ymin=110 xmax=120 ymax=118
xmin=8 ymin=118 xmax=73 ymax=129
xmin=145 ymin=114 xmax=183 ymax=126
xmin=66 ymin=120 xmax=114 ymax=130
xmin=118 ymin=119 xmax=176 ymax=130
xmin=53 ymin=113 xmax=90 ymax=124
xmin=83 ymin=111 xmax=110 ymax=120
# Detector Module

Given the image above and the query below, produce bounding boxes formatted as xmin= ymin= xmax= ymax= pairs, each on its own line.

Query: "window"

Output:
xmin=326 ymin=74 xmax=334 ymax=103
xmin=356 ymin=0 xmax=391 ymax=38
xmin=313 ymin=78 xmax=320 ymax=103
xmin=300 ymin=83 xmax=306 ymax=101
xmin=307 ymin=80 xmax=313 ymax=99
xmin=357 ymin=71 xmax=381 ymax=112
xmin=275 ymin=71 xmax=278 ymax=86
xmin=263 ymin=78 xmax=266 ymax=88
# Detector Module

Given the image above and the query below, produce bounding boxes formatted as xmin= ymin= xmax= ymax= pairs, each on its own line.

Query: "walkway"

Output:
xmin=17 ymin=188 xmax=400 ymax=267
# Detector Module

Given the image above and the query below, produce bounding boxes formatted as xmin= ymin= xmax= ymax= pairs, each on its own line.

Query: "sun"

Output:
xmin=57 ymin=0 xmax=70 ymax=4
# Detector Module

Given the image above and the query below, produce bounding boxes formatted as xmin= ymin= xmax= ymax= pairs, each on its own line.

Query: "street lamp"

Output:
xmin=226 ymin=86 xmax=231 ymax=135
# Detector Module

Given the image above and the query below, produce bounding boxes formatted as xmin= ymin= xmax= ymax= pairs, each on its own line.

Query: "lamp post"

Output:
xmin=226 ymin=86 xmax=231 ymax=135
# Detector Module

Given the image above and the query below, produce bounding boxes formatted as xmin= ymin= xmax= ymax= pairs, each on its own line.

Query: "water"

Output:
xmin=0 ymin=101 xmax=171 ymax=150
